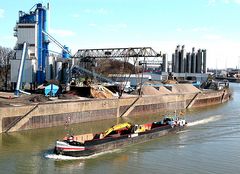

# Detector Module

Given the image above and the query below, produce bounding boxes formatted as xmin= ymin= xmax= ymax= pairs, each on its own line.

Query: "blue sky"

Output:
xmin=0 ymin=0 xmax=240 ymax=68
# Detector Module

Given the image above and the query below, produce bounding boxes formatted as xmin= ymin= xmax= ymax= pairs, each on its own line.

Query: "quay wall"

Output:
xmin=0 ymin=89 xmax=231 ymax=133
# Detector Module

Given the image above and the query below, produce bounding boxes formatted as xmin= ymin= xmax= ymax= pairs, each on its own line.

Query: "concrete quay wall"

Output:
xmin=0 ymin=89 xmax=231 ymax=133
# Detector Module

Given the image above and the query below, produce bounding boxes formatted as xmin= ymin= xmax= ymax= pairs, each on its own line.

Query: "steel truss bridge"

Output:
xmin=71 ymin=47 xmax=163 ymax=85
xmin=73 ymin=47 xmax=162 ymax=60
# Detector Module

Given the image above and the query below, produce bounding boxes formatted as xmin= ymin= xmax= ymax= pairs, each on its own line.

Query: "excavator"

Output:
xmin=100 ymin=122 xmax=133 ymax=139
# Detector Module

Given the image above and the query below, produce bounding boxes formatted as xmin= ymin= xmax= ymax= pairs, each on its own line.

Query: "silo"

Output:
xmin=171 ymin=53 xmax=175 ymax=72
xmin=162 ymin=54 xmax=168 ymax=72
xmin=186 ymin=52 xmax=191 ymax=73
xmin=202 ymin=49 xmax=207 ymax=73
xmin=46 ymin=56 xmax=54 ymax=80
xmin=180 ymin=45 xmax=185 ymax=73
xmin=56 ymin=61 xmax=63 ymax=82
xmin=36 ymin=3 xmax=49 ymax=84
xmin=191 ymin=47 xmax=196 ymax=73
xmin=62 ymin=62 xmax=70 ymax=84
xmin=174 ymin=45 xmax=180 ymax=73
xmin=196 ymin=49 xmax=202 ymax=73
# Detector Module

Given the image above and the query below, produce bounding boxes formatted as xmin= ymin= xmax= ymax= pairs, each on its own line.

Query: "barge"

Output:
xmin=54 ymin=116 xmax=187 ymax=157
xmin=0 ymin=86 xmax=230 ymax=134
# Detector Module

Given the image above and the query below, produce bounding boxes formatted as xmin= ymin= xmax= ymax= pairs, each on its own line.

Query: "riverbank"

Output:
xmin=0 ymin=87 xmax=231 ymax=133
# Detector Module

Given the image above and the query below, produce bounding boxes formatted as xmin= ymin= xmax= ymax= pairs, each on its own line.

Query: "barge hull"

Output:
xmin=56 ymin=125 xmax=182 ymax=157
xmin=0 ymin=89 xmax=231 ymax=133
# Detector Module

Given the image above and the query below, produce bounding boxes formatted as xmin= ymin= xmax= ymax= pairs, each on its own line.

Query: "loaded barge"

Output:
xmin=0 ymin=84 xmax=231 ymax=134
xmin=54 ymin=116 xmax=187 ymax=157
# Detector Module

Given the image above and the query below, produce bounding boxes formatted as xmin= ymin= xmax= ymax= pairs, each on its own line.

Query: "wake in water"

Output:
xmin=44 ymin=149 xmax=121 ymax=160
xmin=187 ymin=115 xmax=223 ymax=127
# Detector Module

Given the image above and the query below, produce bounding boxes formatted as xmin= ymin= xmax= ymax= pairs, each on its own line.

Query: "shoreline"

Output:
xmin=0 ymin=88 xmax=231 ymax=134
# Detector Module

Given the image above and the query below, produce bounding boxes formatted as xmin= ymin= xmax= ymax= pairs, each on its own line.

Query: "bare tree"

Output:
xmin=0 ymin=46 xmax=15 ymax=90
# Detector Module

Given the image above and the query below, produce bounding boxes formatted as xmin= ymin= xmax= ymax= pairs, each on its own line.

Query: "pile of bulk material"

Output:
xmin=141 ymin=86 xmax=160 ymax=95
xmin=141 ymin=86 xmax=172 ymax=95
xmin=158 ymin=86 xmax=172 ymax=94
xmin=169 ymin=84 xmax=201 ymax=94
xmin=90 ymin=85 xmax=116 ymax=99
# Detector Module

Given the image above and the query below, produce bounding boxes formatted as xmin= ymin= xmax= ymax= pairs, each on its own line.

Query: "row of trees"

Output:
xmin=0 ymin=45 xmax=15 ymax=90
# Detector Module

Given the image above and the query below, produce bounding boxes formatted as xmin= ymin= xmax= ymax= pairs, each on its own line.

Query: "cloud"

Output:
xmin=224 ymin=0 xmax=240 ymax=4
xmin=234 ymin=0 xmax=240 ymax=4
xmin=89 ymin=23 xmax=97 ymax=27
xmin=209 ymin=0 xmax=240 ymax=5
xmin=176 ymin=28 xmax=183 ymax=32
xmin=83 ymin=8 xmax=109 ymax=15
xmin=72 ymin=14 xmax=80 ymax=19
xmin=203 ymin=34 xmax=222 ymax=40
xmin=107 ymin=23 xmax=128 ymax=31
xmin=208 ymin=0 xmax=216 ymax=6
xmin=192 ymin=27 xmax=211 ymax=32
xmin=49 ymin=28 xmax=75 ymax=37
xmin=0 ymin=35 xmax=17 ymax=48
xmin=0 ymin=8 xmax=4 ymax=18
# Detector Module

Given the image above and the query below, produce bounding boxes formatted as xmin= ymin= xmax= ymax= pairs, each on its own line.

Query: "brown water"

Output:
xmin=0 ymin=83 xmax=240 ymax=174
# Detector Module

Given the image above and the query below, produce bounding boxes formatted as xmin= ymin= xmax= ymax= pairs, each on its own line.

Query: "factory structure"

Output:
xmin=11 ymin=3 xmax=71 ymax=94
xmin=171 ymin=45 xmax=207 ymax=74
xmin=9 ymin=3 xmax=209 ymax=95
xmin=11 ymin=3 xmax=49 ymax=85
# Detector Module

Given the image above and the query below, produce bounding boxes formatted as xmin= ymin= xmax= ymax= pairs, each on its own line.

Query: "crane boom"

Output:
xmin=101 ymin=122 xmax=132 ymax=138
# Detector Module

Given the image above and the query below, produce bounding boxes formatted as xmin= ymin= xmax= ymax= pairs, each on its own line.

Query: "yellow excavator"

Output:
xmin=100 ymin=122 xmax=132 ymax=139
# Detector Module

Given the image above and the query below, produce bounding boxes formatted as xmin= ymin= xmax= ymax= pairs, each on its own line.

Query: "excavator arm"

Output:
xmin=101 ymin=122 xmax=132 ymax=138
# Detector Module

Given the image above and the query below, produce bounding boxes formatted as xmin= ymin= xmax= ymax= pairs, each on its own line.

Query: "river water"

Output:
xmin=0 ymin=83 xmax=240 ymax=174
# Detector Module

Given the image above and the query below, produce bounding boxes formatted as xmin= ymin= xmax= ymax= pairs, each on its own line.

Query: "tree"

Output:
xmin=0 ymin=46 xmax=15 ymax=90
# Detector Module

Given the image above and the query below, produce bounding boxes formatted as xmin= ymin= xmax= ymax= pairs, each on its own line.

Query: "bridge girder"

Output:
xmin=73 ymin=47 xmax=161 ymax=59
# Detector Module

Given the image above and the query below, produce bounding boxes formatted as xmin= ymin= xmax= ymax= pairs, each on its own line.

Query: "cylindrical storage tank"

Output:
xmin=196 ymin=49 xmax=202 ymax=73
xmin=49 ymin=56 xmax=54 ymax=80
xmin=62 ymin=62 xmax=70 ymax=84
xmin=202 ymin=49 xmax=207 ymax=73
xmin=174 ymin=45 xmax=180 ymax=73
xmin=180 ymin=45 xmax=185 ymax=73
xmin=191 ymin=47 xmax=196 ymax=73
xmin=186 ymin=52 xmax=191 ymax=73
xmin=184 ymin=57 xmax=187 ymax=73
xmin=171 ymin=53 xmax=175 ymax=72
xmin=162 ymin=54 xmax=168 ymax=72
xmin=42 ymin=6 xmax=48 ymax=80
xmin=45 ymin=56 xmax=54 ymax=81
xmin=56 ymin=61 xmax=63 ymax=82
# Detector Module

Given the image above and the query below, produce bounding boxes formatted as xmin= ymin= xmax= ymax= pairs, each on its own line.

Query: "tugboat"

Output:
xmin=54 ymin=116 xmax=187 ymax=157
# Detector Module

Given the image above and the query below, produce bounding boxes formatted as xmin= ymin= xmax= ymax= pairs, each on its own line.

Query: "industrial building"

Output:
xmin=11 ymin=4 xmax=49 ymax=85
xmin=171 ymin=45 xmax=207 ymax=74
xmin=9 ymin=3 xmax=209 ymax=96
xmin=10 ymin=3 xmax=71 ymax=94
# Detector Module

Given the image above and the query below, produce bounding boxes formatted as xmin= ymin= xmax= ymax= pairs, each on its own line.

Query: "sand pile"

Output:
xmin=162 ymin=79 xmax=178 ymax=84
xmin=170 ymin=84 xmax=200 ymax=94
xmin=158 ymin=86 xmax=172 ymax=94
xmin=90 ymin=85 xmax=115 ymax=99
xmin=141 ymin=86 xmax=161 ymax=95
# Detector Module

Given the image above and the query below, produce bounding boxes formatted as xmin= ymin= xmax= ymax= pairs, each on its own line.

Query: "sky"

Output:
xmin=0 ymin=0 xmax=240 ymax=69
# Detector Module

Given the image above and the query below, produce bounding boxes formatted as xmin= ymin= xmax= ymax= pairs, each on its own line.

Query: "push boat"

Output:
xmin=54 ymin=116 xmax=187 ymax=157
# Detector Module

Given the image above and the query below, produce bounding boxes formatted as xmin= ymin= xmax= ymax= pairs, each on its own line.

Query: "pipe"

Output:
xmin=15 ymin=42 xmax=27 ymax=96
